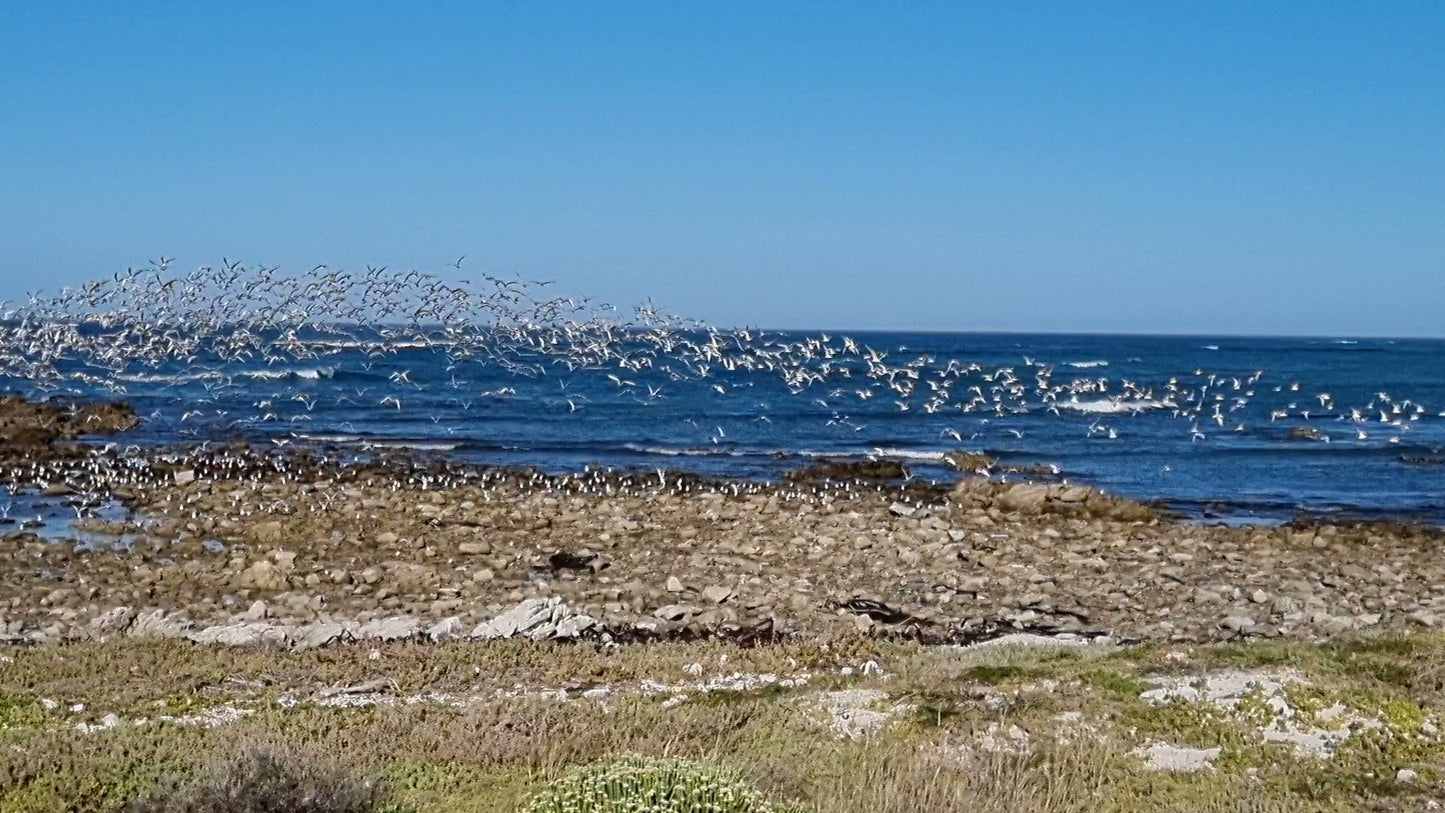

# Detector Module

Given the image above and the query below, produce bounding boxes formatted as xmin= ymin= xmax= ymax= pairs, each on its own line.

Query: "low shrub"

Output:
xmin=524 ymin=754 xmax=797 ymax=813
xmin=126 ymin=743 xmax=394 ymax=813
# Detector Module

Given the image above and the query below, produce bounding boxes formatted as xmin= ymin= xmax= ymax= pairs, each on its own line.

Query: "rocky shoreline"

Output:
xmin=2 ymin=396 xmax=1444 ymax=649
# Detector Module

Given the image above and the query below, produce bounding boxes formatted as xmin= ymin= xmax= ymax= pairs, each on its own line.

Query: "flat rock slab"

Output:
xmin=1134 ymin=741 xmax=1221 ymax=772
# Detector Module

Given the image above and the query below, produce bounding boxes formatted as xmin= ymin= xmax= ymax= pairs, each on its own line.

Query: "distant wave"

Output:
xmin=241 ymin=367 xmax=335 ymax=381
xmin=115 ymin=366 xmax=335 ymax=384
xmin=114 ymin=371 xmax=223 ymax=384
xmin=359 ymin=439 xmax=459 ymax=451
xmin=869 ymin=447 xmax=950 ymax=462
xmin=1065 ymin=360 xmax=1109 ymax=369
xmin=1057 ymin=398 xmax=1169 ymax=415
xmin=621 ymin=442 xmax=745 ymax=458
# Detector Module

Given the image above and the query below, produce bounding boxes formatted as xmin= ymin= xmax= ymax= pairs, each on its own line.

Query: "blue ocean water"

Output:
xmin=20 ymin=331 xmax=1445 ymax=524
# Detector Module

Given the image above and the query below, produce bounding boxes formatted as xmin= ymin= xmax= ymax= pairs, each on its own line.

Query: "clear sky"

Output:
xmin=2 ymin=3 xmax=1442 ymax=335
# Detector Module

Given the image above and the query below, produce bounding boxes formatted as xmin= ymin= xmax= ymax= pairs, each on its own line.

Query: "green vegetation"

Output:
xmin=1 ymin=632 xmax=1444 ymax=811
xmin=524 ymin=755 xmax=797 ymax=813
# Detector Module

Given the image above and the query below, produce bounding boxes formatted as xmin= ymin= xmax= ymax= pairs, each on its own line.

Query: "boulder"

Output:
xmin=358 ymin=615 xmax=421 ymax=641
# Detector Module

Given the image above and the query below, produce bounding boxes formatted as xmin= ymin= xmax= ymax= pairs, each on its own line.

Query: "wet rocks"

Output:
xmin=785 ymin=458 xmax=908 ymax=483
xmin=0 ymin=395 xmax=138 ymax=452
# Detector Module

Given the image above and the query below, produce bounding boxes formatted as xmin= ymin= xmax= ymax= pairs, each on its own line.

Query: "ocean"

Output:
xmin=15 ymin=329 xmax=1444 ymax=525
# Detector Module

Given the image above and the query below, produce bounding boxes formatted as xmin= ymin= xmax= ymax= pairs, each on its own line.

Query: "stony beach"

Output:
xmin=4 ymin=441 xmax=1445 ymax=649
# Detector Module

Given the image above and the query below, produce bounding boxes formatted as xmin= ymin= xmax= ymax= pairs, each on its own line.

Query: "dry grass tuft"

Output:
xmin=125 ymin=741 xmax=393 ymax=813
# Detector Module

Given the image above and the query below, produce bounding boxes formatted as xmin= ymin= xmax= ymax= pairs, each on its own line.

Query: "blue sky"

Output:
xmin=2 ymin=3 xmax=1442 ymax=335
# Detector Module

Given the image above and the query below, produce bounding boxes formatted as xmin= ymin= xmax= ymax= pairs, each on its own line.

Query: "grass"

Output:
xmin=3 ymin=633 xmax=1445 ymax=811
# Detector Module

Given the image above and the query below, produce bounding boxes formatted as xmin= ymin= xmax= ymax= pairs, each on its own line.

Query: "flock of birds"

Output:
xmin=1 ymin=261 xmax=1442 ymax=494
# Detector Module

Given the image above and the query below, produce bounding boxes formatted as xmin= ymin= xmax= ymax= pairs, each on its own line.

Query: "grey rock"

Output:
xmin=655 ymin=604 xmax=697 ymax=622
xmin=127 ymin=609 xmax=191 ymax=640
xmin=358 ymin=615 xmax=421 ymax=641
xmin=703 ymin=585 xmax=734 ymax=604
xmin=525 ymin=622 xmax=558 ymax=641
xmin=426 ymin=616 xmax=463 ymax=642
xmin=294 ymin=621 xmax=352 ymax=650
xmin=189 ymin=622 xmax=291 ymax=647
xmin=89 ymin=607 xmax=136 ymax=637
xmin=554 ymin=614 xmax=597 ymax=639
xmin=1220 ymin=615 xmax=1255 ymax=633
xmin=1408 ymin=610 xmax=1440 ymax=628
xmin=470 ymin=597 xmax=559 ymax=639
xmin=665 ymin=576 xmax=685 ymax=593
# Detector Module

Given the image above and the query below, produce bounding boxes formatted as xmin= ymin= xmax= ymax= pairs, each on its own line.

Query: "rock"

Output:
xmin=173 ymin=469 xmax=196 ymax=485
xmin=1285 ymin=426 xmax=1327 ymax=442
xmin=553 ymin=613 xmax=598 ymax=639
xmin=360 ymin=567 xmax=382 ymax=585
xmin=703 ymin=585 xmax=734 ymax=604
xmin=1408 ymin=611 xmax=1440 ymax=628
xmin=548 ymin=551 xmax=601 ymax=572
xmin=655 ymin=604 xmax=697 ymax=622
xmin=888 ymin=502 xmax=917 ymax=518
xmin=294 ymin=621 xmax=351 ymax=649
xmin=426 ymin=616 xmax=463 ymax=642
xmin=996 ymin=484 xmax=1054 ymax=513
xmin=458 ymin=541 xmax=491 ymax=555
xmin=1396 ymin=768 xmax=1418 ymax=784
xmin=471 ymin=597 xmax=558 ymax=639
xmin=126 ymin=609 xmax=191 ymax=640
xmin=245 ymin=600 xmax=268 ymax=621
xmin=89 ymin=606 xmax=136 ymax=637
xmin=666 ymin=576 xmax=685 ymax=593
xmin=188 ymin=622 xmax=291 ymax=647
xmin=1249 ymin=590 xmax=1269 ymax=604
xmin=240 ymin=560 xmax=286 ymax=591
xmin=1221 ymin=615 xmax=1255 ymax=633
xmin=358 ymin=615 xmax=421 ymax=641
xmin=376 ymin=532 xmax=399 ymax=546
xmin=253 ymin=520 xmax=284 ymax=542
xmin=1134 ymin=741 xmax=1221 ymax=773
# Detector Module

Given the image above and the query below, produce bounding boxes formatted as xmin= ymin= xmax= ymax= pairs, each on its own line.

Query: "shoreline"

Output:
xmin=2 ymin=395 xmax=1444 ymax=650
xmin=4 ymin=440 xmax=1445 ymax=650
